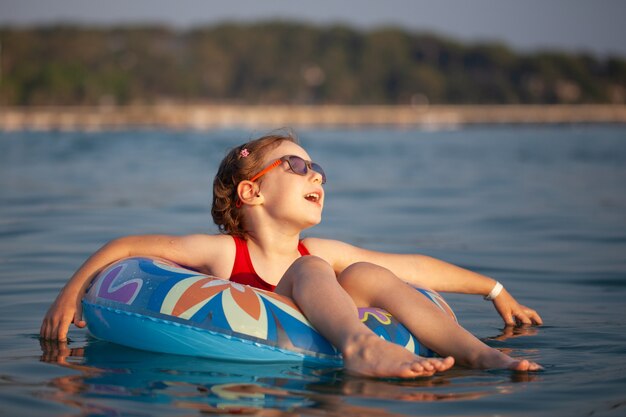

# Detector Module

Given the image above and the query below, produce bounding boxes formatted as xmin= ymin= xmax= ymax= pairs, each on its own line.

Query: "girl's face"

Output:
xmin=254 ymin=141 xmax=325 ymax=229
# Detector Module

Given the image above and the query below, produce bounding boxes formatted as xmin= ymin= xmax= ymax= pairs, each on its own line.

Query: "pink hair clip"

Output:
xmin=239 ymin=148 xmax=250 ymax=158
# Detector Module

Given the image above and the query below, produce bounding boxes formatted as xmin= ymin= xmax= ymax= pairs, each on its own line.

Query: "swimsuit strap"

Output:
xmin=230 ymin=235 xmax=257 ymax=279
xmin=297 ymin=240 xmax=310 ymax=256
xmin=229 ymin=236 xmax=310 ymax=291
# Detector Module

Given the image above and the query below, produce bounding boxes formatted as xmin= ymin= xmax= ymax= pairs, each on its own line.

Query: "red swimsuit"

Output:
xmin=229 ymin=235 xmax=310 ymax=292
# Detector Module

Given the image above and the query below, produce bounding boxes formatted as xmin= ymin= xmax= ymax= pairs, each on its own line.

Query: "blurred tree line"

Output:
xmin=1 ymin=21 xmax=624 ymax=106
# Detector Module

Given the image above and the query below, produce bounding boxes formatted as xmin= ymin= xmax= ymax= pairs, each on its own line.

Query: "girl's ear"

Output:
xmin=237 ymin=181 xmax=262 ymax=206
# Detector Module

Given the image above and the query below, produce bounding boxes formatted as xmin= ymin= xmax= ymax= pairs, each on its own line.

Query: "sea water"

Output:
xmin=1 ymin=126 xmax=625 ymax=416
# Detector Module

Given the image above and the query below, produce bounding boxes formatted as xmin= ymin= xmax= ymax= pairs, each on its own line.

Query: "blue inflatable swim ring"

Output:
xmin=83 ymin=257 xmax=456 ymax=365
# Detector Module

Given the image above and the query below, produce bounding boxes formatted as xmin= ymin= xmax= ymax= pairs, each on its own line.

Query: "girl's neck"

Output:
xmin=245 ymin=227 xmax=302 ymax=258
xmin=242 ymin=228 xmax=305 ymax=286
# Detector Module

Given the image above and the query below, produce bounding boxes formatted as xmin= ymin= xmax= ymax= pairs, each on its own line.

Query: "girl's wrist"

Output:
xmin=484 ymin=281 xmax=504 ymax=301
xmin=60 ymin=282 xmax=84 ymax=299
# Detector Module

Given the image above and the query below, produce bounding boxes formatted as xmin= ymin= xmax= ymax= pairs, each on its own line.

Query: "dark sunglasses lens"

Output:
xmin=287 ymin=156 xmax=326 ymax=184
xmin=312 ymin=163 xmax=327 ymax=184
xmin=287 ymin=156 xmax=308 ymax=175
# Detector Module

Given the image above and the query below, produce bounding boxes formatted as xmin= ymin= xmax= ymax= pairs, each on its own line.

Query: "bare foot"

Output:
xmin=342 ymin=333 xmax=455 ymax=378
xmin=474 ymin=349 xmax=543 ymax=371
xmin=508 ymin=359 xmax=543 ymax=372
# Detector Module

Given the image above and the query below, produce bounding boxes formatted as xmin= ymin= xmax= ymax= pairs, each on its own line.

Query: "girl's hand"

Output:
xmin=492 ymin=288 xmax=543 ymax=327
xmin=40 ymin=289 xmax=86 ymax=341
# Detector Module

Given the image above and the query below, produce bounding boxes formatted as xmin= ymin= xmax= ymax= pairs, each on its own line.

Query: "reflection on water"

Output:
xmin=39 ymin=332 xmax=539 ymax=416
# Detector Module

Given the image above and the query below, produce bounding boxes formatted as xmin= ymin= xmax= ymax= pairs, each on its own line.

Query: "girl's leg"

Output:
xmin=338 ymin=262 xmax=541 ymax=371
xmin=274 ymin=256 xmax=454 ymax=378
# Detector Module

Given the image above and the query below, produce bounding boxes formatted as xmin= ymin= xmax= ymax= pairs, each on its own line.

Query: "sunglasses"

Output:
xmin=250 ymin=155 xmax=327 ymax=184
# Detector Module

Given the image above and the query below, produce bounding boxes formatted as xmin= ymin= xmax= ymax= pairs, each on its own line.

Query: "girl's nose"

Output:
xmin=311 ymin=170 xmax=323 ymax=184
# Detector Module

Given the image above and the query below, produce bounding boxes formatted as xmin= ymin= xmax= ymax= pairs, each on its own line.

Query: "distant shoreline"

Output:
xmin=1 ymin=105 xmax=625 ymax=131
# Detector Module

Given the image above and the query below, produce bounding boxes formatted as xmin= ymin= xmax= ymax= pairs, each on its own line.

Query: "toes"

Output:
xmin=409 ymin=357 xmax=454 ymax=375
xmin=420 ymin=360 xmax=435 ymax=372
xmin=427 ymin=356 xmax=454 ymax=372
xmin=510 ymin=359 xmax=542 ymax=372
xmin=408 ymin=362 xmax=425 ymax=374
xmin=437 ymin=356 xmax=455 ymax=371
xmin=511 ymin=359 xmax=529 ymax=371
xmin=407 ymin=363 xmax=435 ymax=377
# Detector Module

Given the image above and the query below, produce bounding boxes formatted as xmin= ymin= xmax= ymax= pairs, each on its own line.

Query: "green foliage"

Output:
xmin=0 ymin=22 xmax=624 ymax=105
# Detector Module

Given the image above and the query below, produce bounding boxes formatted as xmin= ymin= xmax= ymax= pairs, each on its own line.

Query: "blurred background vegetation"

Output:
xmin=1 ymin=21 xmax=625 ymax=106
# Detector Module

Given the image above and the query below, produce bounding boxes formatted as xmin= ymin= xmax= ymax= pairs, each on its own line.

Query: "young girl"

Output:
xmin=41 ymin=132 xmax=543 ymax=378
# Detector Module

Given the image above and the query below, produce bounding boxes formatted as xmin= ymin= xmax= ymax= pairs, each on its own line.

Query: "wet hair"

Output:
xmin=211 ymin=132 xmax=299 ymax=238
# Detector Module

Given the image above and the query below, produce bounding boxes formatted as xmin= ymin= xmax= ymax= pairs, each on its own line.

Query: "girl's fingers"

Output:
xmin=520 ymin=306 xmax=543 ymax=325
xmin=528 ymin=310 xmax=543 ymax=325
xmin=502 ymin=310 xmax=517 ymax=326
xmin=74 ymin=303 xmax=86 ymax=328
xmin=518 ymin=313 xmax=533 ymax=325
xmin=40 ymin=323 xmax=48 ymax=340
xmin=56 ymin=318 xmax=69 ymax=341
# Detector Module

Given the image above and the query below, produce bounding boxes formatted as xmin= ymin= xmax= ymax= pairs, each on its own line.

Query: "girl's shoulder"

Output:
xmin=301 ymin=237 xmax=359 ymax=267
xmin=301 ymin=237 xmax=343 ymax=252
xmin=301 ymin=237 xmax=387 ymax=275
xmin=173 ymin=233 xmax=236 ymax=277
xmin=301 ymin=236 xmax=363 ymax=249
xmin=174 ymin=233 xmax=234 ymax=252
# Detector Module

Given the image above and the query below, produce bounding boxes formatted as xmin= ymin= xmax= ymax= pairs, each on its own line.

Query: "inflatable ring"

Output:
xmin=83 ymin=257 xmax=456 ymax=365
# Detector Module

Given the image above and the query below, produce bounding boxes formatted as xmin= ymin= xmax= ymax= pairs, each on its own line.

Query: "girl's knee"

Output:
xmin=289 ymin=255 xmax=333 ymax=275
xmin=338 ymin=262 xmax=407 ymax=307
xmin=340 ymin=262 xmax=389 ymax=283
xmin=342 ymin=261 xmax=386 ymax=275
xmin=277 ymin=256 xmax=335 ymax=297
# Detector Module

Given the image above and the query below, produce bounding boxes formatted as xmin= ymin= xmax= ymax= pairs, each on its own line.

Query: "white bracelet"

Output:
xmin=484 ymin=281 xmax=504 ymax=301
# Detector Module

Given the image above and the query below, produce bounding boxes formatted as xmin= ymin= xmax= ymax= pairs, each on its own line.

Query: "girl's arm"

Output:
xmin=304 ymin=238 xmax=542 ymax=326
xmin=40 ymin=234 xmax=233 ymax=341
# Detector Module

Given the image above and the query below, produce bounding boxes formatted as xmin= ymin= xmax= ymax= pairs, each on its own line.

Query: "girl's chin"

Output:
xmin=302 ymin=215 xmax=322 ymax=228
